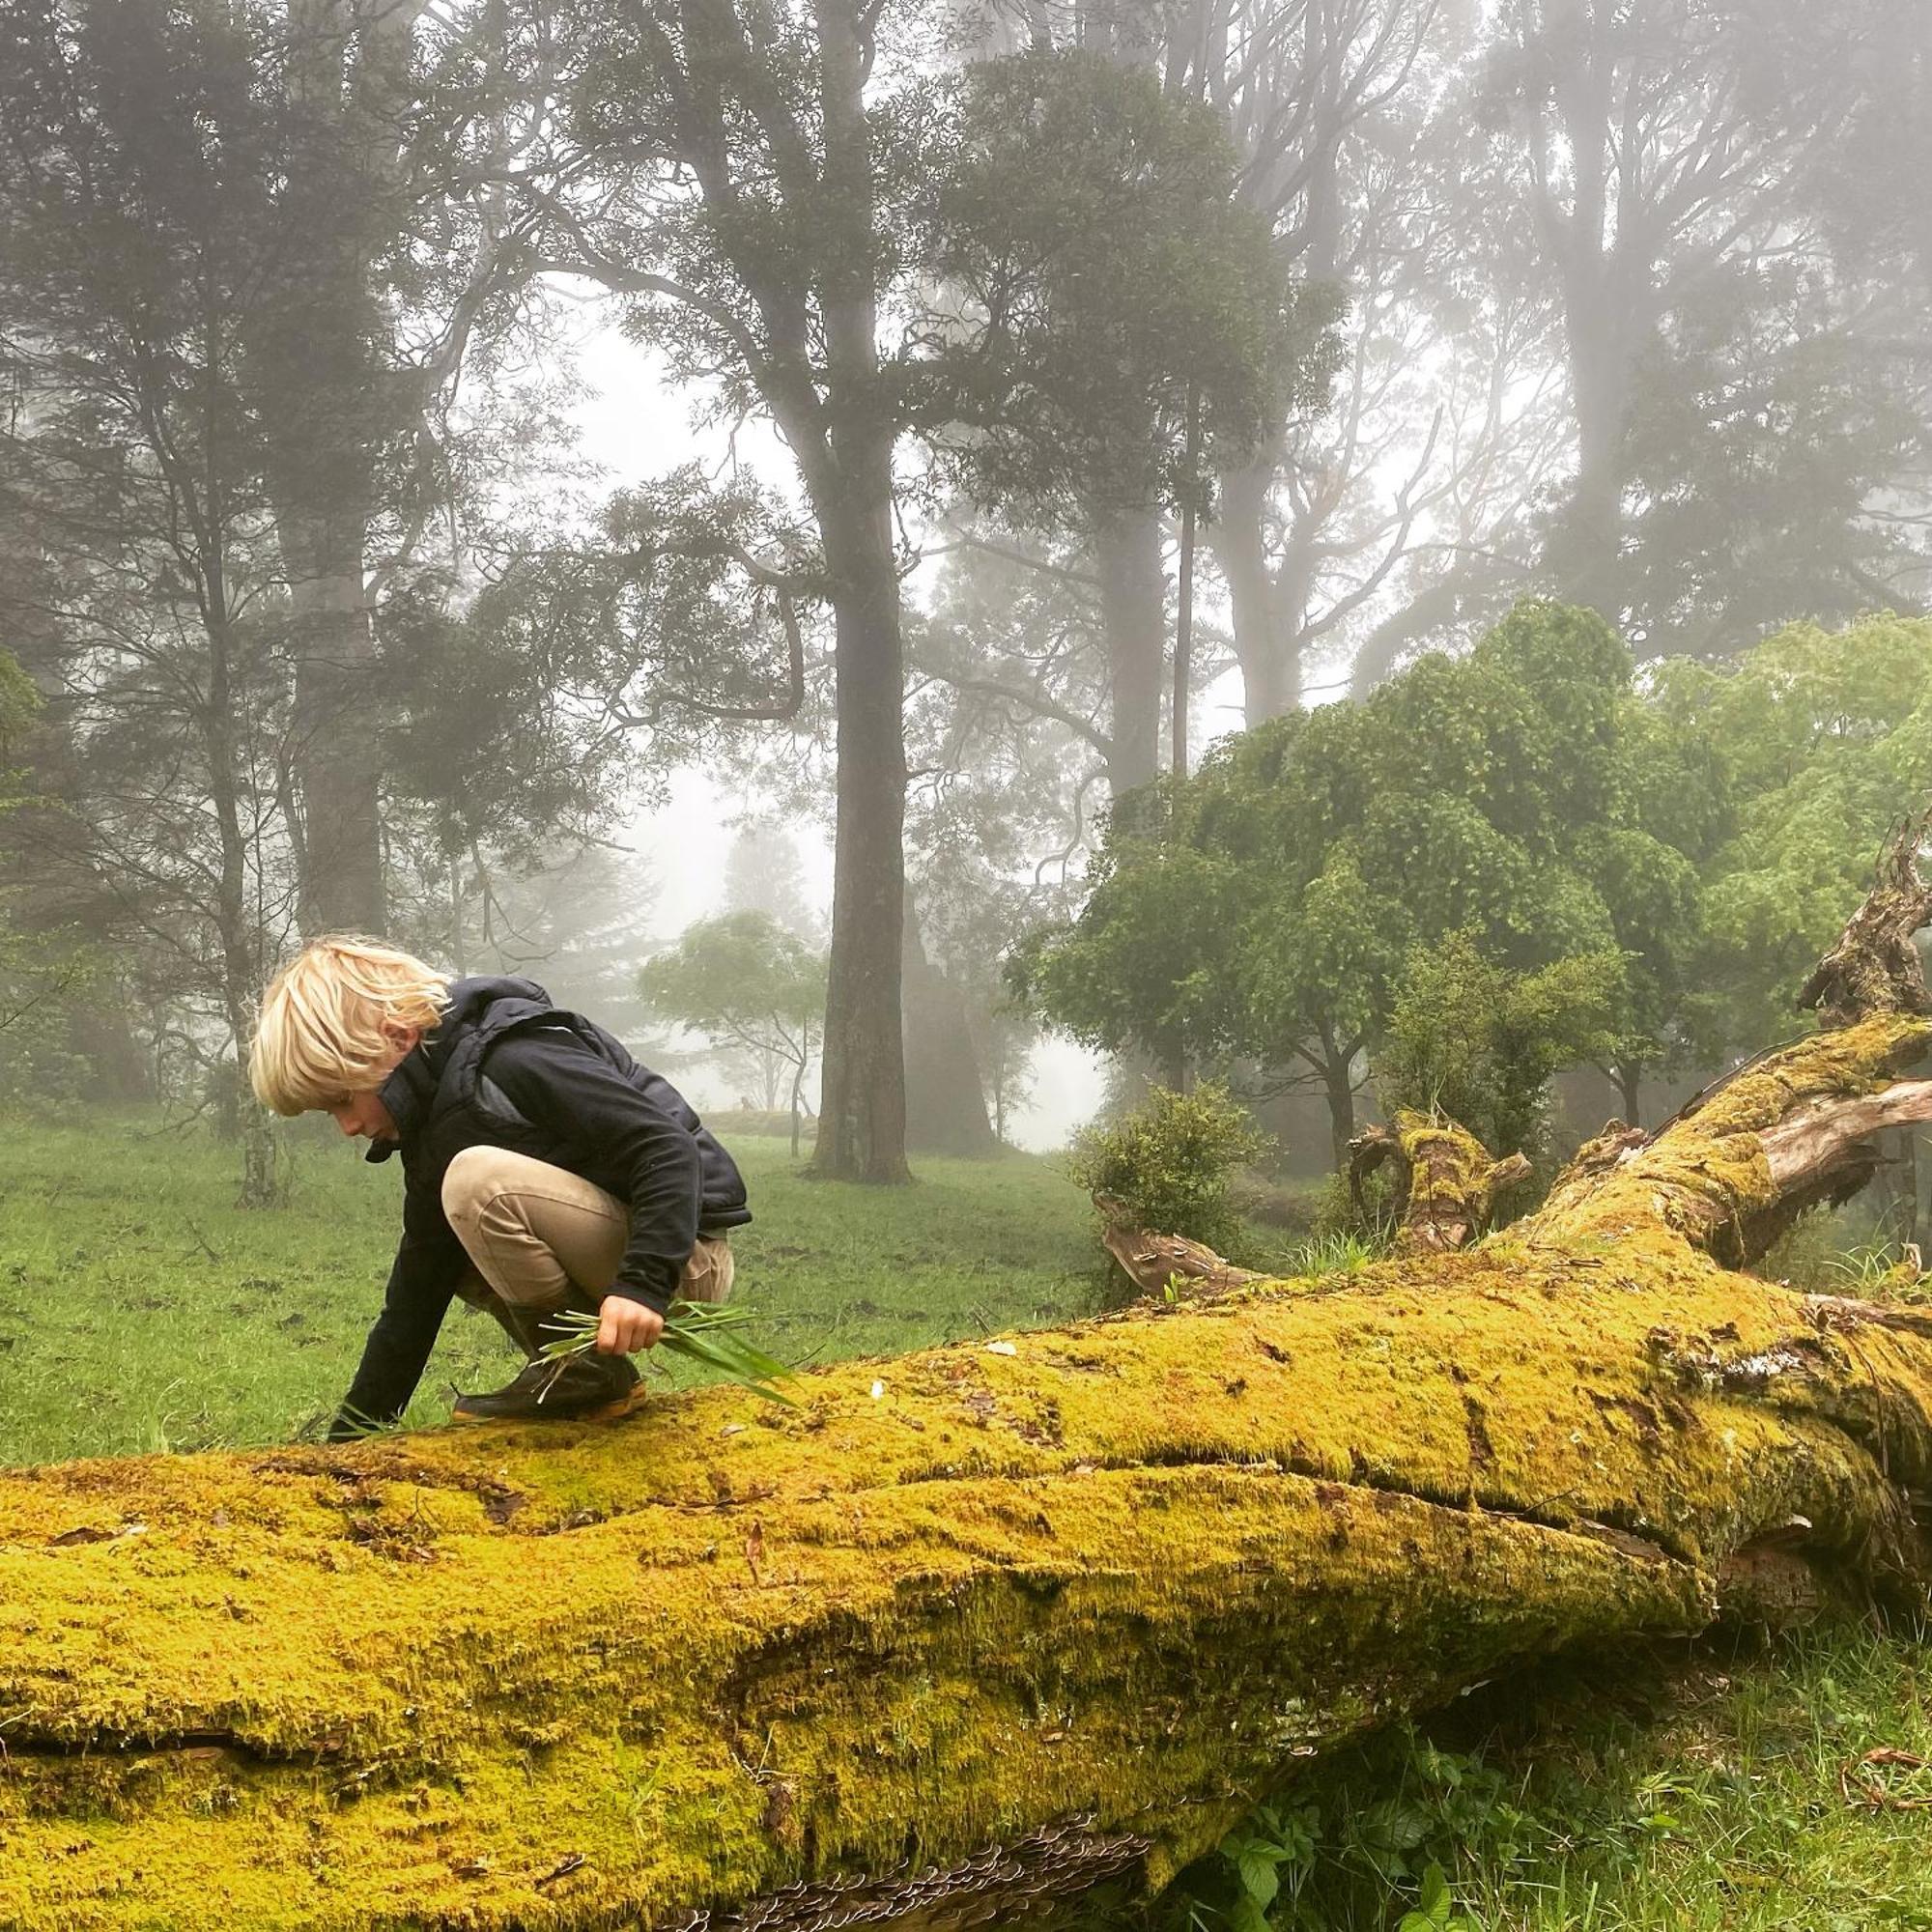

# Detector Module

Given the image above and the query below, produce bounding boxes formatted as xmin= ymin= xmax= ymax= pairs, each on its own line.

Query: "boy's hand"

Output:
xmin=597 ymin=1293 xmax=664 ymax=1355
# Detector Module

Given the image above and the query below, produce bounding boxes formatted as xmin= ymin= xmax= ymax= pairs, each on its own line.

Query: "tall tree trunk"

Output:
xmin=1547 ymin=298 xmax=1634 ymax=620
xmin=200 ymin=587 xmax=277 ymax=1209
xmin=284 ymin=539 xmax=384 ymax=934
xmin=1612 ymin=1057 xmax=1644 ymax=1128
xmin=262 ymin=0 xmax=426 ymax=937
xmin=1541 ymin=15 xmax=1638 ymax=624
xmin=902 ymin=898 xmax=997 ymax=1156
xmin=809 ymin=492 xmax=910 ymax=1183
xmin=1215 ymin=452 xmax=1298 ymax=725
xmin=806 ymin=0 xmax=910 ymax=1184
xmin=1091 ymin=500 xmax=1164 ymax=800
xmin=1321 ymin=1047 xmax=1357 ymax=1173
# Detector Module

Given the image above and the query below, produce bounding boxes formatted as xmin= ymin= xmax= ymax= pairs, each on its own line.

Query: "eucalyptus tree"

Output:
xmin=0 ymin=1 xmax=319 ymax=1198
xmin=1463 ymin=0 xmax=1928 ymax=648
xmin=914 ymin=48 xmax=1322 ymax=786
xmin=495 ymin=14 xmax=1298 ymax=1180
xmin=1203 ymin=0 xmax=1492 ymax=723
xmin=248 ymin=0 xmax=542 ymax=933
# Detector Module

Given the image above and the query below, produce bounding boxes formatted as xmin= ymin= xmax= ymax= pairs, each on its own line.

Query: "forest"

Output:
xmin=1 ymin=0 xmax=1931 ymax=1927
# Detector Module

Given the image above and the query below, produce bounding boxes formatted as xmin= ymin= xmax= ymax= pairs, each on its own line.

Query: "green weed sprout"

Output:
xmin=538 ymin=1301 xmax=799 ymax=1407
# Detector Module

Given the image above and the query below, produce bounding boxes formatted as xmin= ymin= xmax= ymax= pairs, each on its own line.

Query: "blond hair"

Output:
xmin=250 ymin=936 xmax=451 ymax=1117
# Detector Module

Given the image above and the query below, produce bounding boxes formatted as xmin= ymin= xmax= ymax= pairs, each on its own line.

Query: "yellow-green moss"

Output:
xmin=1527 ymin=1016 xmax=1932 ymax=1264
xmin=5 ymin=1216 xmax=1931 ymax=1928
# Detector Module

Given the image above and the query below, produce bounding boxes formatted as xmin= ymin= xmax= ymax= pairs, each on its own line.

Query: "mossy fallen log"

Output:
xmin=12 ymin=805 xmax=1932 ymax=1932
xmin=4 ymin=1022 xmax=1932 ymax=1929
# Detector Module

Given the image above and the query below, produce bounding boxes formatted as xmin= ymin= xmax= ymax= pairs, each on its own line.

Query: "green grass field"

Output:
xmin=4 ymin=1111 xmax=1929 ymax=1931
xmin=0 ymin=1113 xmax=1104 ymax=1465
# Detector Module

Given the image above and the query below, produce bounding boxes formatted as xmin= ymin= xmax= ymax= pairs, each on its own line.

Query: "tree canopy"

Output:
xmin=1016 ymin=603 xmax=1932 ymax=1169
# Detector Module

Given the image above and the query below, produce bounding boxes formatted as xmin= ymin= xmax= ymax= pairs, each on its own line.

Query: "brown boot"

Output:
xmin=452 ymin=1293 xmax=645 ymax=1424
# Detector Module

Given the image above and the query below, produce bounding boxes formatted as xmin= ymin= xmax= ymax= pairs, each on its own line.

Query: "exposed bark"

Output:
xmin=799 ymin=0 xmax=911 ymax=1184
xmin=1798 ymin=810 xmax=1932 ymax=1029
xmin=1094 ymin=1192 xmax=1265 ymax=1298
xmin=1091 ymin=500 xmax=1164 ymax=801
xmin=809 ymin=490 xmax=911 ymax=1183
xmin=1348 ymin=1109 xmax=1531 ymax=1253
xmin=7 ymin=889 xmax=1932 ymax=1929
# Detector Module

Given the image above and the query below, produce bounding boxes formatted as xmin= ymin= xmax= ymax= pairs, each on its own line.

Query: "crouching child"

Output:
xmin=250 ymin=938 xmax=752 ymax=1439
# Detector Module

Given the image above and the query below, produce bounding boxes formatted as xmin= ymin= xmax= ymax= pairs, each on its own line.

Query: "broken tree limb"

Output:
xmin=1798 ymin=807 xmax=1932 ymax=1029
xmin=1348 ymin=1109 xmax=1533 ymax=1252
xmin=1094 ymin=1191 xmax=1265 ymax=1297
xmin=1529 ymin=1013 xmax=1932 ymax=1268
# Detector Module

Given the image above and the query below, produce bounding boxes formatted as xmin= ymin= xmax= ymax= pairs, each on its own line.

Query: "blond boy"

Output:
xmin=251 ymin=938 xmax=751 ymax=1436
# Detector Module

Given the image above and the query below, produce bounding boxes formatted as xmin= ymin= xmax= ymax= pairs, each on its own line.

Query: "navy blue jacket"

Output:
xmin=334 ymin=976 xmax=750 ymax=1433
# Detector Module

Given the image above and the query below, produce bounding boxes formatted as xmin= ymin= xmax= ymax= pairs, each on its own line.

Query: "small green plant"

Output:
xmin=1397 ymin=1863 xmax=1478 ymax=1932
xmin=1825 ymin=1241 xmax=1928 ymax=1302
xmin=1281 ymin=1230 xmax=1380 ymax=1280
xmin=539 ymin=1301 xmax=799 ymax=1407
xmin=1211 ymin=1802 xmax=1319 ymax=1931
xmin=1067 ymin=1082 xmax=1271 ymax=1257
xmin=1375 ymin=930 xmax=1624 ymax=1172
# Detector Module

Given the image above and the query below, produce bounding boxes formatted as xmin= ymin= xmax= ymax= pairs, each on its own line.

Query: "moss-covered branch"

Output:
xmin=1526 ymin=1014 xmax=1932 ymax=1264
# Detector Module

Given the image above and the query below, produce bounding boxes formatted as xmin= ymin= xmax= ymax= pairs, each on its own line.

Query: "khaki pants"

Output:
xmin=441 ymin=1146 xmax=735 ymax=1312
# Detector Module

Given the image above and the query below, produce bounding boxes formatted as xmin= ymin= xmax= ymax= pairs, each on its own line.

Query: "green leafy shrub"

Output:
xmin=1067 ymin=1081 xmax=1270 ymax=1255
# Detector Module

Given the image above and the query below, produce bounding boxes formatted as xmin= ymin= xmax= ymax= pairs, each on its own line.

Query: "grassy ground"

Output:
xmin=0 ymin=1112 xmax=1103 ymax=1465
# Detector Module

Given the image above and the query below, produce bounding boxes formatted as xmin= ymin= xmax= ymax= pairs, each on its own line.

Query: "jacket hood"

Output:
xmin=366 ymin=976 xmax=553 ymax=1163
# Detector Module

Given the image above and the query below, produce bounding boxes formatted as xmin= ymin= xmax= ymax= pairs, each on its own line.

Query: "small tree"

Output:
xmin=639 ymin=913 xmax=827 ymax=1158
